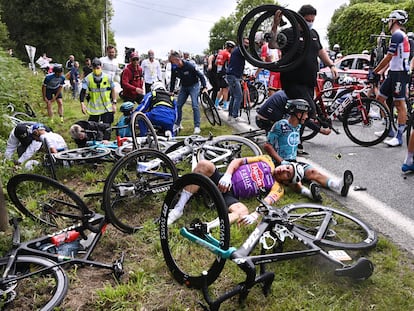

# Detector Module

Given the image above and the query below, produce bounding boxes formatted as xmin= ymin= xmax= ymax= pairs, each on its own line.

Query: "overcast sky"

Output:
xmin=111 ymin=0 xmax=349 ymax=63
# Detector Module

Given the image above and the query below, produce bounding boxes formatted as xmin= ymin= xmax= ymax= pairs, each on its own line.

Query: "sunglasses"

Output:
xmin=132 ymin=58 xmax=139 ymax=61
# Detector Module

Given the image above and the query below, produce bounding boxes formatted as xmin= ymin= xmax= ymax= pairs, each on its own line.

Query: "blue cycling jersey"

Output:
xmin=267 ymin=119 xmax=301 ymax=161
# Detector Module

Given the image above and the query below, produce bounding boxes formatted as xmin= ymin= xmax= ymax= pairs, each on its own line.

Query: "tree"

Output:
xmin=0 ymin=0 xmax=115 ymax=65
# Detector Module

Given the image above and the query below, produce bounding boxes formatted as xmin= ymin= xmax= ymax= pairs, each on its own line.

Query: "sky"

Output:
xmin=110 ymin=0 xmax=349 ymax=64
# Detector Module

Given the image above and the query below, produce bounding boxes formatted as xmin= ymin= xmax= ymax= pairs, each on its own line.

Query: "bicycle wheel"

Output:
xmin=0 ymin=255 xmax=68 ymax=310
xmin=406 ymin=100 xmax=414 ymax=146
xmin=24 ymin=102 xmax=37 ymax=117
xmin=160 ymin=173 xmax=230 ymax=289
xmin=131 ymin=111 xmax=159 ymax=150
xmin=197 ymin=135 xmax=262 ymax=171
xmin=54 ymin=146 xmax=111 ymax=162
xmin=248 ymin=82 xmax=259 ymax=107
xmin=283 ymin=203 xmax=377 ymax=250
xmin=342 ymin=97 xmax=391 ymax=147
xmin=199 ymin=92 xmax=216 ymax=126
xmin=7 ymin=174 xmax=92 ymax=231
xmin=103 ymin=148 xmax=178 ymax=234
xmin=11 ymin=112 xmax=34 ymax=123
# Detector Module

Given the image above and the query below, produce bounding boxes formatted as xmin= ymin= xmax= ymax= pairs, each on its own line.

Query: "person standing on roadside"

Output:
xmin=82 ymin=58 xmax=93 ymax=79
xmin=226 ymin=38 xmax=248 ymax=123
xmin=42 ymin=65 xmax=65 ymax=122
xmin=100 ymin=45 xmax=121 ymax=83
xmin=65 ymin=55 xmax=75 ymax=71
xmin=69 ymin=61 xmax=80 ymax=99
xmin=80 ymin=58 xmax=117 ymax=124
xmin=215 ymin=40 xmax=235 ymax=110
xmin=374 ymin=10 xmax=410 ymax=147
xmin=270 ymin=5 xmax=335 ymax=154
xmin=120 ymin=51 xmax=145 ymax=103
xmin=169 ymin=50 xmax=207 ymax=135
xmin=141 ymin=49 xmax=162 ymax=93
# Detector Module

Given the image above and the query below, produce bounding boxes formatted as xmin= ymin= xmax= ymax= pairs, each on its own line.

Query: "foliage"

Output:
xmin=0 ymin=0 xmax=115 ymax=65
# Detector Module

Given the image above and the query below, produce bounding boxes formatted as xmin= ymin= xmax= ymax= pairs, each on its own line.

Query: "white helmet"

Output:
xmin=290 ymin=163 xmax=305 ymax=184
xmin=254 ymin=31 xmax=264 ymax=43
xmin=385 ymin=10 xmax=408 ymax=25
xmin=151 ymin=81 xmax=166 ymax=91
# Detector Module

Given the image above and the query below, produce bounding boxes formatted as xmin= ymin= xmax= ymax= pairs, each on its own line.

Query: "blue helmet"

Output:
xmin=120 ymin=101 xmax=134 ymax=113
xmin=30 ymin=123 xmax=46 ymax=135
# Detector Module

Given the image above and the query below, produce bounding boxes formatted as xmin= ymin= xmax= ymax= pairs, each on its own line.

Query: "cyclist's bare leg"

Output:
xmin=46 ymin=99 xmax=53 ymax=117
xmin=304 ymin=168 xmax=329 ymax=187
xmin=57 ymin=98 xmax=64 ymax=118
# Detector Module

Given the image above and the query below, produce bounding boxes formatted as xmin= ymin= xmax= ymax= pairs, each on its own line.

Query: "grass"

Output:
xmin=1 ymin=55 xmax=414 ymax=310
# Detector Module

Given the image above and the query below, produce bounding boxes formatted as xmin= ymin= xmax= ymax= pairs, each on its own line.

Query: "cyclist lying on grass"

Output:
xmin=69 ymin=120 xmax=111 ymax=148
xmin=167 ymin=155 xmax=305 ymax=227
xmin=264 ymin=99 xmax=353 ymax=201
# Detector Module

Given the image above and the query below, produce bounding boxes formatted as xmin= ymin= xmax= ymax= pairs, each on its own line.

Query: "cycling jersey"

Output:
xmin=267 ymin=119 xmax=301 ymax=162
xmin=388 ymin=29 xmax=410 ymax=72
xmin=43 ymin=73 xmax=65 ymax=90
xmin=215 ymin=49 xmax=231 ymax=73
xmin=231 ymin=155 xmax=283 ymax=203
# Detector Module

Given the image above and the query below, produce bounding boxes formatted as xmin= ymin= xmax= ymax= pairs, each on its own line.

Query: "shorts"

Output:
xmin=379 ymin=71 xmax=408 ymax=100
xmin=269 ymin=71 xmax=282 ymax=90
xmin=217 ymin=74 xmax=228 ymax=89
xmin=210 ymin=168 xmax=239 ymax=208
xmin=255 ymin=115 xmax=274 ymax=133
xmin=45 ymin=89 xmax=62 ymax=100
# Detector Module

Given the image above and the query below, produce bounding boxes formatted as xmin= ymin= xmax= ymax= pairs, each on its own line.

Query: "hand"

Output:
xmin=201 ymin=87 xmax=207 ymax=93
xmin=240 ymin=212 xmax=258 ymax=225
xmin=81 ymin=102 xmax=87 ymax=114
xmin=320 ymin=127 xmax=331 ymax=135
xmin=218 ymin=173 xmax=232 ymax=192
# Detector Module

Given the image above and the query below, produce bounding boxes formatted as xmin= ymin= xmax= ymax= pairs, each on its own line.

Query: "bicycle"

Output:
xmin=159 ymin=173 xmax=377 ymax=311
xmin=302 ymin=80 xmax=392 ymax=147
xmin=4 ymin=102 xmax=36 ymax=126
xmin=5 ymin=173 xmax=125 ymax=310
xmin=103 ymin=134 xmax=263 ymax=234
xmin=199 ymin=90 xmax=222 ymax=126
xmin=254 ymin=69 xmax=269 ymax=106
xmin=239 ymin=75 xmax=258 ymax=124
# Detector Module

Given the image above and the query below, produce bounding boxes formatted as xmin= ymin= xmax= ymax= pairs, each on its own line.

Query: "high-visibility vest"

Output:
xmin=87 ymin=74 xmax=112 ymax=115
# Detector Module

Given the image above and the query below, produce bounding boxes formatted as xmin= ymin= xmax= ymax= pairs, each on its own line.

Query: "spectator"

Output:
xmin=270 ymin=5 xmax=335 ymax=154
xmin=42 ymin=65 xmax=65 ymax=122
xmin=70 ymin=61 xmax=80 ymax=99
xmin=373 ymin=10 xmax=409 ymax=147
xmin=169 ymin=50 xmax=207 ymax=134
xmin=69 ymin=120 xmax=111 ymax=148
xmin=120 ymin=51 xmax=145 ymax=103
xmin=255 ymin=89 xmax=289 ymax=133
xmin=82 ymin=58 xmax=93 ymax=79
xmin=65 ymin=55 xmax=75 ymax=71
xmin=4 ymin=122 xmax=50 ymax=166
xmin=141 ymin=49 xmax=162 ymax=93
xmin=226 ymin=38 xmax=249 ymax=122
xmin=80 ymin=58 xmax=117 ymax=124
xmin=134 ymin=81 xmax=177 ymax=137
xmin=31 ymin=123 xmax=67 ymax=154
xmin=264 ymin=99 xmax=354 ymax=201
xmin=215 ymin=41 xmax=235 ymax=110
xmin=36 ymin=53 xmax=52 ymax=74
xmin=100 ymin=45 xmax=121 ymax=83
xmin=206 ymin=51 xmax=220 ymax=104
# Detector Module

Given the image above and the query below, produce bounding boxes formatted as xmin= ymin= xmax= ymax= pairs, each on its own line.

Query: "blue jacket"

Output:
xmin=226 ymin=47 xmax=245 ymax=79
xmin=170 ymin=60 xmax=206 ymax=91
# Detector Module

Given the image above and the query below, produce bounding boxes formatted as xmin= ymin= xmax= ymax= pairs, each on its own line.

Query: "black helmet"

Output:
xmin=225 ymin=40 xmax=236 ymax=48
xmin=286 ymin=99 xmax=310 ymax=114
xmin=91 ymin=57 xmax=102 ymax=68
xmin=53 ymin=65 xmax=63 ymax=73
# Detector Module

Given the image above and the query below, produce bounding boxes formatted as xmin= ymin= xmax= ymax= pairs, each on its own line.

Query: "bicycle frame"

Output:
xmin=179 ymin=203 xmax=374 ymax=311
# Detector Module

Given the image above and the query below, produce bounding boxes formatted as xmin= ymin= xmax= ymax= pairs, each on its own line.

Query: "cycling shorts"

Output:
xmin=210 ymin=168 xmax=239 ymax=209
xmin=45 ymin=88 xmax=62 ymax=100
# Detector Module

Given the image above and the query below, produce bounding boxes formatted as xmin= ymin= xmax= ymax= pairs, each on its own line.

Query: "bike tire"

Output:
xmin=254 ymin=81 xmax=267 ymax=106
xmin=54 ymin=146 xmax=111 ymax=161
xmin=11 ymin=111 xmax=34 ymax=122
xmin=248 ymin=82 xmax=259 ymax=108
xmin=160 ymin=173 xmax=230 ymax=289
xmin=24 ymin=102 xmax=37 ymax=117
xmin=406 ymin=101 xmax=414 ymax=146
xmin=103 ymin=148 xmax=178 ymax=234
xmin=342 ymin=97 xmax=391 ymax=147
xmin=131 ymin=111 xmax=159 ymax=150
xmin=7 ymin=174 xmax=92 ymax=231
xmin=283 ymin=203 xmax=378 ymax=250
xmin=199 ymin=92 xmax=216 ymax=126
xmin=237 ymin=5 xmax=310 ymax=72
xmin=197 ymin=135 xmax=262 ymax=171
xmin=0 ymin=255 xmax=68 ymax=310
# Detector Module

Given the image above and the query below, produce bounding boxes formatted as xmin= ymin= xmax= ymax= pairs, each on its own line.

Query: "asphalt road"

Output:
xmin=217 ymin=106 xmax=414 ymax=256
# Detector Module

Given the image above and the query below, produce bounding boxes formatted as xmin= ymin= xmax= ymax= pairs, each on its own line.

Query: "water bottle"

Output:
xmin=51 ymin=230 xmax=80 ymax=246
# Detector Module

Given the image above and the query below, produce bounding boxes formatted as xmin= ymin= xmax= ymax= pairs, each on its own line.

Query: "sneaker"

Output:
xmin=167 ymin=208 xmax=183 ymax=225
xmin=375 ymin=129 xmax=395 ymax=138
xmin=227 ymin=116 xmax=232 ymax=122
xmin=368 ymin=111 xmax=381 ymax=119
xmin=402 ymin=163 xmax=414 ymax=172
xmin=310 ymin=182 xmax=323 ymax=202
xmin=340 ymin=170 xmax=354 ymax=197
xmin=215 ymin=105 xmax=222 ymax=110
xmin=164 ymin=130 xmax=172 ymax=140
xmin=384 ymin=137 xmax=402 ymax=147
xmin=233 ymin=116 xmax=245 ymax=123
xmin=60 ymin=116 xmax=64 ymax=123
xmin=194 ymin=127 xmax=201 ymax=134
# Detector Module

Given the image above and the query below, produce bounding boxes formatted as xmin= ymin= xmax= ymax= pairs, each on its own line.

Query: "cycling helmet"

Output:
xmin=30 ymin=123 xmax=46 ymax=135
xmin=361 ymin=50 xmax=369 ymax=55
xmin=151 ymin=81 xmax=166 ymax=92
xmin=385 ymin=10 xmax=408 ymax=25
xmin=408 ymin=32 xmax=414 ymax=40
xmin=254 ymin=31 xmax=264 ymax=43
xmin=120 ymin=101 xmax=134 ymax=113
xmin=91 ymin=57 xmax=102 ymax=68
xmin=290 ymin=162 xmax=305 ymax=184
xmin=53 ymin=65 xmax=63 ymax=73
xmin=333 ymin=44 xmax=340 ymax=51
xmin=286 ymin=99 xmax=310 ymax=114
xmin=225 ymin=40 xmax=236 ymax=49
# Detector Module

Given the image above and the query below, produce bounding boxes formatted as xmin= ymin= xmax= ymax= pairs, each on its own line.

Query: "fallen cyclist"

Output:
xmin=264 ymin=99 xmax=354 ymax=201
xmin=167 ymin=154 xmax=305 ymax=227
xmin=69 ymin=120 xmax=111 ymax=148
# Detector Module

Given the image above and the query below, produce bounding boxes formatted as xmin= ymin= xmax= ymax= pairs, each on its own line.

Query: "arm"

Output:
xmin=374 ymin=53 xmax=392 ymax=74
xmin=4 ymin=131 xmax=19 ymax=160
xmin=17 ymin=141 xmax=43 ymax=164
xmin=263 ymin=142 xmax=284 ymax=165
xmin=318 ymin=49 xmax=338 ymax=80
xmin=268 ymin=10 xmax=283 ymax=49
xmin=195 ymin=67 xmax=207 ymax=90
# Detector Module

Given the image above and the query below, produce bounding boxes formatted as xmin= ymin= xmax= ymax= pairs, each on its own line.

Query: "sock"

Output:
xmin=215 ymin=98 xmax=219 ymax=106
xmin=173 ymin=189 xmax=192 ymax=213
xmin=405 ymin=152 xmax=414 ymax=166
xmin=300 ymin=186 xmax=312 ymax=199
xmin=206 ymin=217 xmax=220 ymax=232
xmin=397 ymin=124 xmax=406 ymax=141
xmin=327 ymin=178 xmax=342 ymax=194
